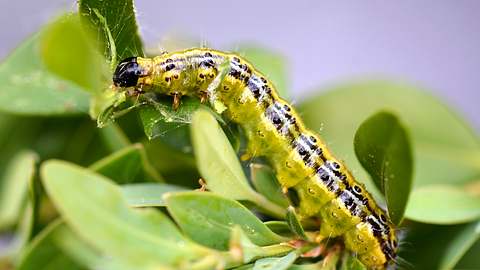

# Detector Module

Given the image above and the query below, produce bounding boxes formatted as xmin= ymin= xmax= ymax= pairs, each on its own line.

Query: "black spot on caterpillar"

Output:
xmin=112 ymin=48 xmax=398 ymax=269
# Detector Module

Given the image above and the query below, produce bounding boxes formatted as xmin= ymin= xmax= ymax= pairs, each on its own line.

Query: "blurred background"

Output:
xmin=1 ymin=0 xmax=479 ymax=131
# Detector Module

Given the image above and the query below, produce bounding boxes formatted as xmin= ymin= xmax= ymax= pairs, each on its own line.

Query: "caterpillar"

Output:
xmin=112 ymin=48 xmax=398 ymax=269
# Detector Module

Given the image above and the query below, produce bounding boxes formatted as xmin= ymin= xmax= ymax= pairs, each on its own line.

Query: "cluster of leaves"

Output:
xmin=0 ymin=0 xmax=479 ymax=269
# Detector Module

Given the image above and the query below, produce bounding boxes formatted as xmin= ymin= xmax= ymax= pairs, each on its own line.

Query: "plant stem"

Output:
xmin=250 ymin=192 xmax=286 ymax=219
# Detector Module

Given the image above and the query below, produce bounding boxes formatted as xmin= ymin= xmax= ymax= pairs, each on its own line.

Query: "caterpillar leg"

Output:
xmin=172 ymin=91 xmax=182 ymax=110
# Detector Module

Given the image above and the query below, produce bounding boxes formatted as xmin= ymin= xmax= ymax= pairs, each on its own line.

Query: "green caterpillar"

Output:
xmin=112 ymin=48 xmax=398 ymax=269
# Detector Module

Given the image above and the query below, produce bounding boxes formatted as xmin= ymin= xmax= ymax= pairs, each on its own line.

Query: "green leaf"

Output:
xmin=354 ymin=111 xmax=413 ymax=225
xmin=17 ymin=220 xmax=86 ymax=270
xmin=0 ymin=34 xmax=90 ymax=115
xmin=285 ymin=207 xmax=307 ymax=240
xmin=405 ymin=184 xmax=480 ymax=224
xmin=98 ymin=123 xmax=131 ymax=152
xmin=40 ymin=14 xmax=108 ymax=93
xmin=191 ymin=109 xmax=285 ymax=218
xmin=121 ymin=183 xmax=187 ymax=207
xmin=79 ymin=0 xmax=144 ymax=65
xmin=0 ymin=151 xmax=37 ymax=230
xmin=89 ymin=143 xmax=163 ymax=183
xmin=438 ymin=220 xmax=480 ymax=270
xmin=41 ymin=160 xmax=211 ymax=268
xmin=253 ymin=251 xmax=298 ymax=270
xmin=164 ymin=191 xmax=287 ymax=250
xmin=250 ymin=164 xmax=289 ymax=208
xmin=237 ymin=45 xmax=289 ymax=99
xmin=264 ymin=221 xmax=293 ymax=237
xmin=455 ymin=237 xmax=480 ymax=269
xmin=299 ymin=81 xmax=480 ymax=191
xmin=400 ymin=221 xmax=480 ymax=269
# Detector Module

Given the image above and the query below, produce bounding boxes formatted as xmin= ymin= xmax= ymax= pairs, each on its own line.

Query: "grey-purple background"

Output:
xmin=1 ymin=1 xmax=479 ymax=131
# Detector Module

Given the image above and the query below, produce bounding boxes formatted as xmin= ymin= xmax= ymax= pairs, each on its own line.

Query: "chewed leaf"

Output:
xmin=354 ymin=111 xmax=413 ymax=225
xmin=164 ymin=191 xmax=287 ymax=251
xmin=405 ymin=184 xmax=480 ymax=224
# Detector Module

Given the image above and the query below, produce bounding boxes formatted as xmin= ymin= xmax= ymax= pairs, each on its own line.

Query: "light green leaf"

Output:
xmin=0 ymin=34 xmax=90 ymax=115
xmin=191 ymin=109 xmax=285 ymax=218
xmin=0 ymin=151 xmax=37 ymax=230
xmin=40 ymin=14 xmax=109 ymax=93
xmin=405 ymin=184 xmax=480 ymax=224
xmin=354 ymin=111 xmax=413 ymax=225
xmin=121 ymin=183 xmax=187 ymax=207
xmin=41 ymin=160 xmax=210 ymax=268
xmin=164 ymin=191 xmax=287 ymax=251
xmin=253 ymin=251 xmax=298 ymax=270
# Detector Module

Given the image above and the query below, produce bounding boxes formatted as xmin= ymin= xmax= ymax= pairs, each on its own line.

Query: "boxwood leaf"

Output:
xmin=121 ymin=183 xmax=187 ymax=207
xmin=79 ymin=0 xmax=144 ymax=65
xmin=0 ymin=151 xmax=38 ymax=230
xmin=164 ymin=191 xmax=287 ymax=250
xmin=89 ymin=143 xmax=163 ymax=183
xmin=250 ymin=164 xmax=289 ymax=208
xmin=253 ymin=251 xmax=298 ymax=270
xmin=0 ymin=34 xmax=90 ymax=115
xmin=285 ymin=207 xmax=307 ymax=240
xmin=17 ymin=220 xmax=86 ymax=270
xmin=191 ymin=109 xmax=285 ymax=218
xmin=40 ymin=14 xmax=109 ymax=93
xmin=41 ymin=160 xmax=210 ymax=268
xmin=405 ymin=184 xmax=480 ymax=224
xmin=354 ymin=111 xmax=413 ymax=225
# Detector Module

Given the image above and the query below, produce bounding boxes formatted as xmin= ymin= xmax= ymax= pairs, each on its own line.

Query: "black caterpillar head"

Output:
xmin=113 ymin=57 xmax=142 ymax=87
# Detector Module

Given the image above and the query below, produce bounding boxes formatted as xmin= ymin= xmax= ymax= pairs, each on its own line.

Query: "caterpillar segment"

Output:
xmin=112 ymin=48 xmax=398 ymax=269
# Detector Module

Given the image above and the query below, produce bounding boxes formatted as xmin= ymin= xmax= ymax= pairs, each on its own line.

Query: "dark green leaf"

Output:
xmin=40 ymin=14 xmax=108 ymax=93
xmin=455 ymin=237 xmax=480 ymax=269
xmin=354 ymin=111 xmax=413 ymax=224
xmin=121 ymin=183 xmax=187 ymax=207
xmin=299 ymin=81 xmax=480 ymax=192
xmin=250 ymin=164 xmax=289 ymax=208
xmin=79 ymin=0 xmax=144 ymax=65
xmin=286 ymin=207 xmax=307 ymax=240
xmin=165 ymin=191 xmax=287 ymax=250
xmin=89 ymin=144 xmax=164 ymax=183
xmin=0 ymin=151 xmax=37 ymax=230
xmin=41 ymin=160 xmax=211 ymax=268
xmin=264 ymin=221 xmax=293 ymax=237
xmin=237 ymin=45 xmax=289 ymax=99
xmin=17 ymin=220 xmax=87 ymax=270
xmin=98 ymin=123 xmax=131 ymax=152
xmin=0 ymin=34 xmax=90 ymax=115
xmin=400 ymin=221 xmax=480 ymax=270
xmin=405 ymin=184 xmax=480 ymax=224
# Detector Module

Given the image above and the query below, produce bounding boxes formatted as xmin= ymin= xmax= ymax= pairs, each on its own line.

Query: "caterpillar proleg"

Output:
xmin=112 ymin=48 xmax=398 ymax=269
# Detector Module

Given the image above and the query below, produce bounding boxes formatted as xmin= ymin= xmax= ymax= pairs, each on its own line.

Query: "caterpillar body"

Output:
xmin=112 ymin=48 xmax=398 ymax=269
